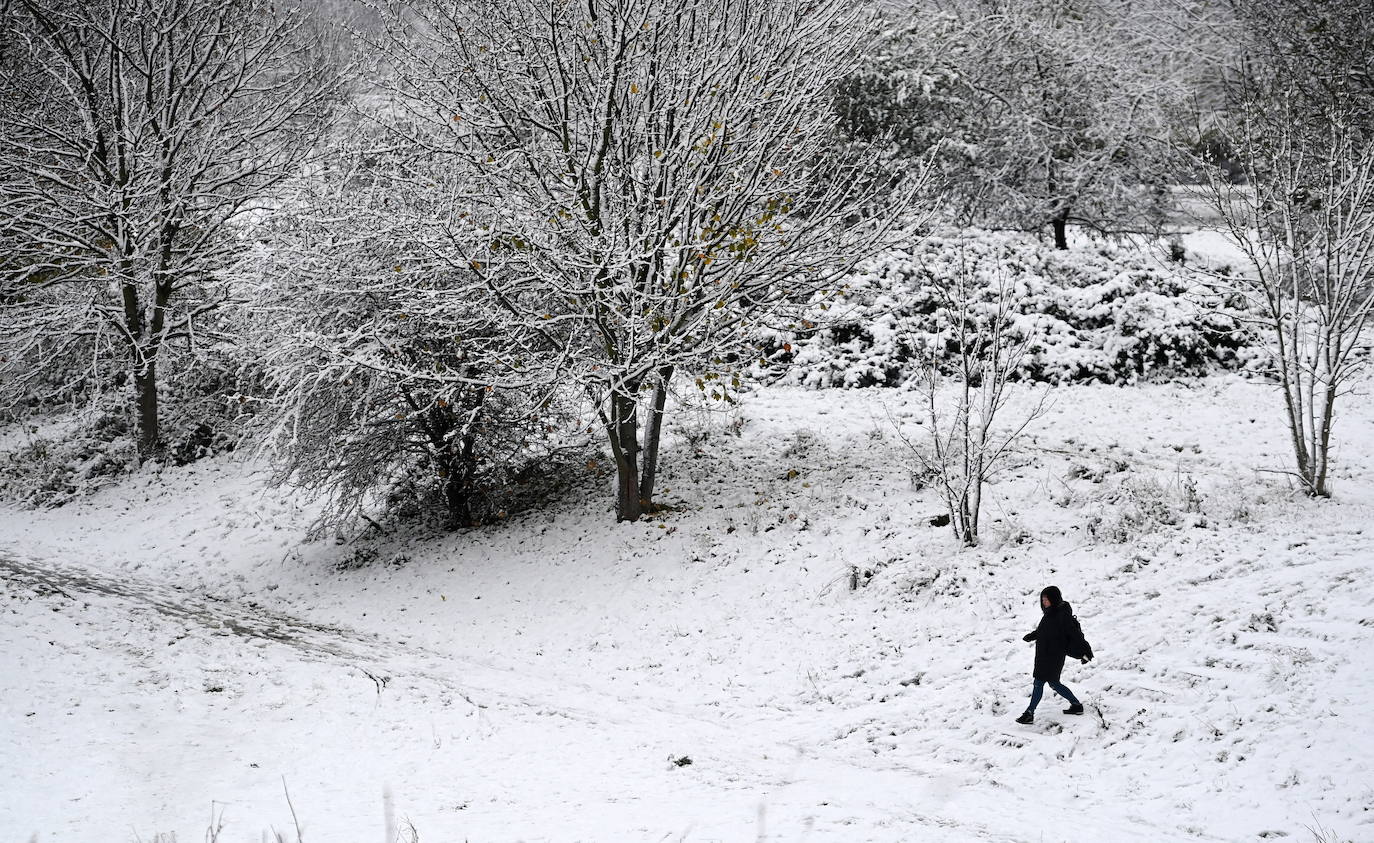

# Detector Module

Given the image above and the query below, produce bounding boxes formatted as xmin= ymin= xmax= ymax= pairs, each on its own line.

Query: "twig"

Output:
xmin=282 ymin=776 xmax=304 ymax=843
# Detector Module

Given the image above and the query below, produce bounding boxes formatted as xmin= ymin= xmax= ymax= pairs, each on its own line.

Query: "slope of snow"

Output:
xmin=2 ymin=376 xmax=1372 ymax=842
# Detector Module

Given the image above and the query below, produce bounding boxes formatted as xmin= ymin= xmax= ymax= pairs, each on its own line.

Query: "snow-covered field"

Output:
xmin=3 ymin=376 xmax=1373 ymax=842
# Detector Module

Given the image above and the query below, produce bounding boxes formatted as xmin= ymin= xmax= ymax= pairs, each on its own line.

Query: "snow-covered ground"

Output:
xmin=3 ymin=376 xmax=1373 ymax=842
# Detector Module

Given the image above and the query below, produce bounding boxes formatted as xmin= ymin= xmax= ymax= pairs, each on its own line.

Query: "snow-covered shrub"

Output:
xmin=0 ymin=315 xmax=256 ymax=472
xmin=158 ymin=350 xmax=264 ymax=466
xmin=673 ymin=388 xmax=745 ymax=450
xmin=246 ymin=165 xmax=593 ymax=535
xmin=1085 ymin=475 xmax=1198 ymax=544
xmin=0 ymin=328 xmax=113 ymax=424
xmin=261 ymin=359 xmax=589 ymax=536
xmin=1203 ymin=478 xmax=1290 ymax=526
xmin=0 ymin=409 xmax=137 ymax=507
xmin=754 ymin=231 xmax=1254 ymax=388
xmin=1081 ymin=470 xmax=1290 ymax=541
xmin=781 ymin=429 xmax=823 ymax=460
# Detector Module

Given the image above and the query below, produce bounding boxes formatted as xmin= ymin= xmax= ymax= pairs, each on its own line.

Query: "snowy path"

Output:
xmin=1 ymin=553 xmax=374 ymax=669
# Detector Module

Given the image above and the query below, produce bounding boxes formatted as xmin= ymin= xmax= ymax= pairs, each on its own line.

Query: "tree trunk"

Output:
xmin=1051 ymin=209 xmax=1070 ymax=250
xmin=638 ymin=366 xmax=674 ymax=513
xmin=441 ymin=468 xmax=471 ymax=527
xmin=1313 ymin=379 xmax=1338 ymax=498
xmin=411 ymin=391 xmax=484 ymax=528
xmin=439 ymin=426 xmax=478 ymax=528
xmin=608 ymin=387 xmax=642 ymax=522
xmin=134 ymin=359 xmax=159 ymax=459
xmin=967 ymin=471 xmax=983 ymax=546
xmin=955 ymin=490 xmax=973 ymax=546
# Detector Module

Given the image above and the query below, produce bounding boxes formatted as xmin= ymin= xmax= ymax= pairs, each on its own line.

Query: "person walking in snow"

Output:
xmin=1015 ymin=585 xmax=1093 ymax=725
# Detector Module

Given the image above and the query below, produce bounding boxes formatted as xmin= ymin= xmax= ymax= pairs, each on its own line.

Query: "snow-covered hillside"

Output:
xmin=3 ymin=376 xmax=1372 ymax=842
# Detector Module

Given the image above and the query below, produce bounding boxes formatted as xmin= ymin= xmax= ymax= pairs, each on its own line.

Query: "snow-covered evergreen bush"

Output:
xmin=754 ymin=231 xmax=1255 ymax=388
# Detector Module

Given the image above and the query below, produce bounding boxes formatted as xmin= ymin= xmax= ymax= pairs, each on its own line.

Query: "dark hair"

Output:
xmin=1040 ymin=585 xmax=1063 ymax=606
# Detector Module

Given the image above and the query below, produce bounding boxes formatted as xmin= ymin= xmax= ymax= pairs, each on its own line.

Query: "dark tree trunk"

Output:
xmin=442 ymin=477 xmax=470 ymax=527
xmin=406 ymin=386 xmax=486 ymax=528
xmin=435 ymin=398 xmax=483 ymax=528
xmin=134 ymin=360 xmax=159 ymax=459
xmin=638 ymin=366 xmax=674 ymax=513
xmin=609 ymin=387 xmax=642 ymax=522
xmin=1051 ymin=209 xmax=1070 ymax=250
xmin=440 ymin=427 xmax=478 ymax=527
xmin=121 ymin=280 xmax=160 ymax=460
xmin=128 ymin=274 xmax=172 ymax=461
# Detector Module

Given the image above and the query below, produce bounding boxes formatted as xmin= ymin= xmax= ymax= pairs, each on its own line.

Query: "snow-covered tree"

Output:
xmin=1198 ymin=0 xmax=1374 ymax=498
xmin=893 ymin=251 xmax=1048 ymax=546
xmin=0 ymin=0 xmax=338 ymax=458
xmin=841 ymin=0 xmax=1184 ymax=248
xmin=373 ymin=0 xmax=914 ymax=521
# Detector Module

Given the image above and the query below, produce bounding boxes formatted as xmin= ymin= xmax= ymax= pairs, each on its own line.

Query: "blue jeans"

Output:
xmin=1026 ymin=678 xmax=1079 ymax=712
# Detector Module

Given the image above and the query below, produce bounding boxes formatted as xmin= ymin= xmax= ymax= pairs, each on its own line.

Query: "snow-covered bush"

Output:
xmin=674 ymin=389 xmax=746 ymax=450
xmin=158 ymin=349 xmax=264 ymax=466
xmin=259 ymin=332 xmax=590 ymax=536
xmin=248 ymin=191 xmax=591 ymax=535
xmin=1202 ymin=478 xmax=1290 ymax=526
xmin=0 ymin=344 xmax=252 ymax=508
xmin=755 ymin=231 xmax=1254 ymax=388
xmin=0 ymin=409 xmax=137 ymax=507
xmin=1084 ymin=474 xmax=1203 ymax=544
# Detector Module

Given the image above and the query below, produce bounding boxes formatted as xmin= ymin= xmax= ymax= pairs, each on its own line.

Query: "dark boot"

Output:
xmin=1015 ymin=712 xmax=1034 ymax=724
xmin=1063 ymin=703 xmax=1085 ymax=715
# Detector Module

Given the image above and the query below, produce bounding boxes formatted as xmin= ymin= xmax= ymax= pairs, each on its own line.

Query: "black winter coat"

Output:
xmin=1025 ymin=601 xmax=1093 ymax=682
